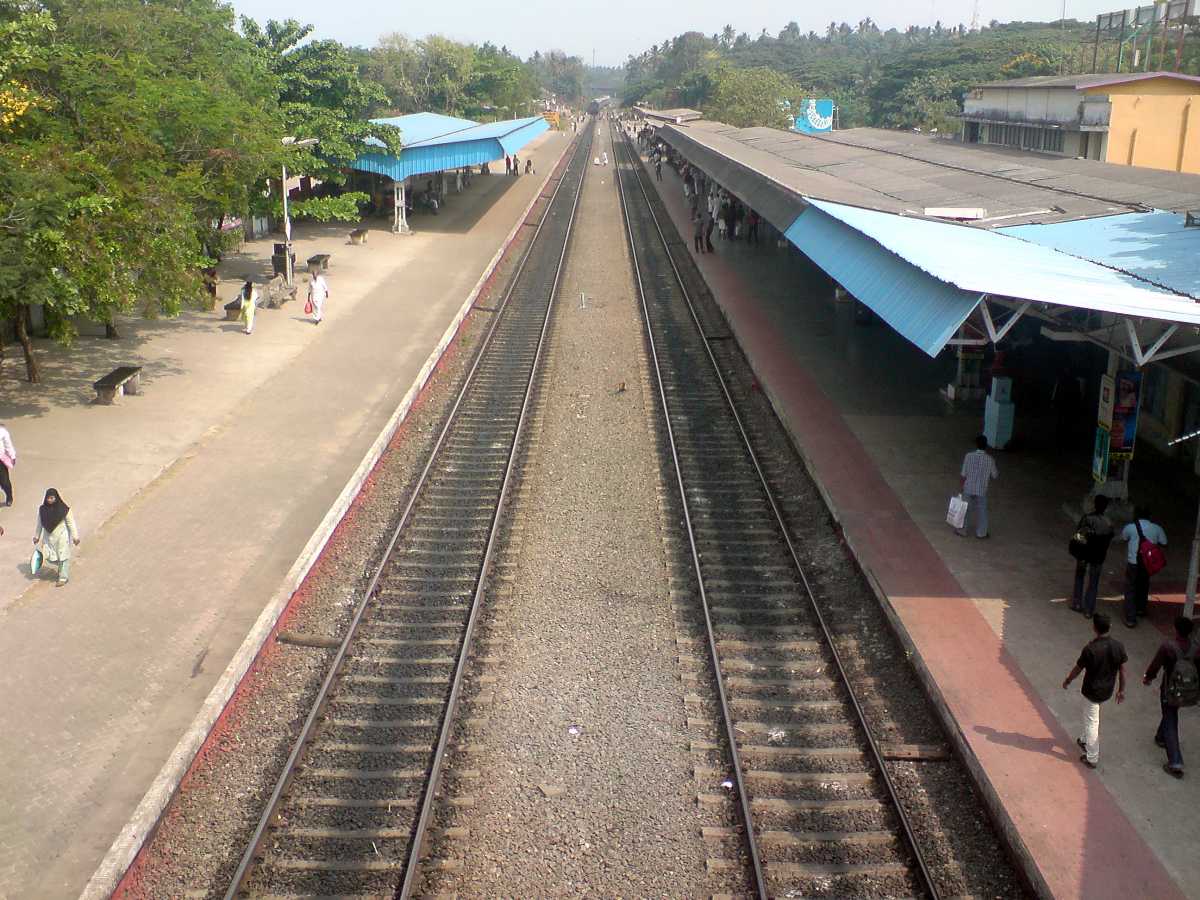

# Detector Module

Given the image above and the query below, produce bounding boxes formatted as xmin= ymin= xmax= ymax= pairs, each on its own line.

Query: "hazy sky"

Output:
xmin=227 ymin=0 xmax=1121 ymax=66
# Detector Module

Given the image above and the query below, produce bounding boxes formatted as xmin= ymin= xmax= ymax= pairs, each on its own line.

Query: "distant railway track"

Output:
xmin=611 ymin=120 xmax=942 ymax=899
xmin=223 ymin=123 xmax=592 ymax=899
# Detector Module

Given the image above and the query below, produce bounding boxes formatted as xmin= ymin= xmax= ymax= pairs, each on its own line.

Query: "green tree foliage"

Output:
xmin=703 ymin=65 xmax=804 ymax=128
xmin=530 ymin=50 xmax=586 ymax=103
xmin=0 ymin=0 xmax=285 ymax=380
xmin=624 ymin=19 xmax=1099 ymax=129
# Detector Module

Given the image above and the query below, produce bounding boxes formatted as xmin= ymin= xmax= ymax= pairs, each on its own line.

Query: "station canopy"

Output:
xmin=659 ymin=120 xmax=1200 ymax=373
xmin=352 ymin=112 xmax=549 ymax=183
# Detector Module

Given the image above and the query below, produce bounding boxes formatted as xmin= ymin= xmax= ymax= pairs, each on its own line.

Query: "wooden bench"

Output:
xmin=307 ymin=253 xmax=331 ymax=273
xmin=93 ymin=366 xmax=142 ymax=404
xmin=265 ymin=274 xmax=296 ymax=309
xmin=223 ymin=296 xmax=244 ymax=321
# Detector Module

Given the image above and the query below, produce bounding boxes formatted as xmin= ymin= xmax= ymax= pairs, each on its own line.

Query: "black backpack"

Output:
xmin=1165 ymin=641 xmax=1200 ymax=708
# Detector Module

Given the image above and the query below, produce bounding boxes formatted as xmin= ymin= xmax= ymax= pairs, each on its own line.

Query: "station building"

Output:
xmin=960 ymin=71 xmax=1200 ymax=172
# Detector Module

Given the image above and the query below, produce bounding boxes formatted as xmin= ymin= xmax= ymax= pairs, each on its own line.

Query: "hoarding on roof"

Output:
xmin=792 ymin=99 xmax=834 ymax=134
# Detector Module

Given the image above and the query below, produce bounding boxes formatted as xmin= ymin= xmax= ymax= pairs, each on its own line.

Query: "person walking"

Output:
xmin=746 ymin=209 xmax=761 ymax=245
xmin=1143 ymin=615 xmax=1197 ymax=778
xmin=703 ymin=206 xmax=716 ymax=253
xmin=524 ymin=158 xmax=533 ymax=175
xmin=957 ymin=434 xmax=998 ymax=538
xmin=1120 ymin=506 xmax=1167 ymax=627
xmin=308 ymin=270 xmax=329 ymax=325
xmin=654 ymin=157 xmax=662 ymax=181
xmin=505 ymin=154 xmax=512 ymax=175
xmin=33 ymin=488 xmax=79 ymax=586
xmin=1062 ymin=613 xmax=1126 ymax=769
xmin=601 ymin=151 xmax=609 ymax=166
xmin=1069 ymin=495 xmax=1115 ymax=616
xmin=0 ymin=421 xmax=15 ymax=507
xmin=692 ymin=208 xmax=706 ymax=254
xmin=237 ymin=280 xmax=259 ymax=336
xmin=511 ymin=155 xmax=520 ymax=176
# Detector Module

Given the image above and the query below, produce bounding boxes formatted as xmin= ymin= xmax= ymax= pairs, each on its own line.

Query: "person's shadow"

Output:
xmin=974 ymin=724 xmax=1074 ymax=761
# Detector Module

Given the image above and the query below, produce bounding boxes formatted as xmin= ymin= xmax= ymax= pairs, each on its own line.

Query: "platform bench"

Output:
xmin=93 ymin=366 xmax=142 ymax=405
xmin=223 ymin=297 xmax=243 ymax=321
xmin=307 ymin=253 xmax=331 ymax=273
xmin=349 ymin=228 xmax=368 ymax=245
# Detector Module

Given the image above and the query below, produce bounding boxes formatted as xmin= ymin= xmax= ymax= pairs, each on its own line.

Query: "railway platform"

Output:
xmin=642 ymin=147 xmax=1195 ymax=899
xmin=0 ymin=131 xmax=570 ymax=899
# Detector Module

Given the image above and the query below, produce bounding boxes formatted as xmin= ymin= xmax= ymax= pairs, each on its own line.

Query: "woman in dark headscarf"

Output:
xmin=33 ymin=488 xmax=79 ymax=586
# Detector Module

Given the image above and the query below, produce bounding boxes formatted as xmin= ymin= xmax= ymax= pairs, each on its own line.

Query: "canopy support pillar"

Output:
xmin=393 ymin=180 xmax=410 ymax=235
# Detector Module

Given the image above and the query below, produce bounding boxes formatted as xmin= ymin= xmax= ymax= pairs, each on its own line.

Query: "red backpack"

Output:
xmin=1136 ymin=520 xmax=1167 ymax=576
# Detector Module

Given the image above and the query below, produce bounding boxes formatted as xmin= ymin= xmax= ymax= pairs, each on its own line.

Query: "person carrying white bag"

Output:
xmin=956 ymin=435 xmax=999 ymax=539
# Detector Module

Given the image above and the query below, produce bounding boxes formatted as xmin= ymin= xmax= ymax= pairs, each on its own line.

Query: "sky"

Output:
xmin=227 ymin=0 xmax=1124 ymax=66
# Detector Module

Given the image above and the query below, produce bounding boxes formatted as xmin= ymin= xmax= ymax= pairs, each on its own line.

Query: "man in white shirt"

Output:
xmin=0 ymin=422 xmax=15 ymax=506
xmin=957 ymin=434 xmax=998 ymax=538
xmin=1120 ymin=507 xmax=1167 ymax=628
xmin=308 ymin=272 xmax=329 ymax=325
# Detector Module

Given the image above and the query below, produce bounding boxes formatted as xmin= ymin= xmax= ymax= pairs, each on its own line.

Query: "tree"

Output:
xmin=0 ymin=0 xmax=286 ymax=381
xmin=702 ymin=65 xmax=803 ymax=129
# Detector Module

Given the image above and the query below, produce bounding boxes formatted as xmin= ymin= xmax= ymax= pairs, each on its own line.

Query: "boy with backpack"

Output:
xmin=1143 ymin=616 xmax=1198 ymax=778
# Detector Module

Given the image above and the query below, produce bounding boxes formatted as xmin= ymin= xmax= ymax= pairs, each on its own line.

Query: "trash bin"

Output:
xmin=271 ymin=251 xmax=295 ymax=277
xmin=273 ymin=242 xmax=288 ymax=255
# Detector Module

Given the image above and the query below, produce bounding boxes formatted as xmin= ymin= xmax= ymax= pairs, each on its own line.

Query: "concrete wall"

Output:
xmin=964 ymin=87 xmax=1085 ymax=125
xmin=1094 ymin=90 xmax=1200 ymax=173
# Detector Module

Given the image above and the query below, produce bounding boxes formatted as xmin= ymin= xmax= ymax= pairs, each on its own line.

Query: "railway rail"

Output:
xmin=223 ymin=123 xmax=592 ymax=899
xmin=611 ymin=121 xmax=942 ymax=899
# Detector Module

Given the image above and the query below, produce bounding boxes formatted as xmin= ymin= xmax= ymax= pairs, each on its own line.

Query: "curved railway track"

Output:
xmin=223 ymin=123 xmax=593 ymax=899
xmin=611 ymin=121 xmax=941 ymax=899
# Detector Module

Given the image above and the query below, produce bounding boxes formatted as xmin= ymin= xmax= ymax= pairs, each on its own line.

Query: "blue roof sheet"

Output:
xmin=784 ymin=206 xmax=981 ymax=356
xmin=354 ymin=115 xmax=550 ymax=182
xmin=1001 ymin=211 xmax=1200 ymax=300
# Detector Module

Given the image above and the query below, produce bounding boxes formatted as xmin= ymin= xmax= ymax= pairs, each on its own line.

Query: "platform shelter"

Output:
xmin=352 ymin=112 xmax=549 ymax=232
xmin=658 ymin=118 xmax=1200 ymax=526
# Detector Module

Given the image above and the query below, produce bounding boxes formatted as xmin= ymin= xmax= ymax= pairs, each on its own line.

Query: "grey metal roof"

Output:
xmin=976 ymin=71 xmax=1200 ymax=89
xmin=636 ymin=106 xmax=704 ymax=124
xmin=658 ymin=121 xmax=1200 ymax=232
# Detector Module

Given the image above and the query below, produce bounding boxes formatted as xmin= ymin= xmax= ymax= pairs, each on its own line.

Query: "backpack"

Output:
xmin=1068 ymin=516 xmax=1091 ymax=561
xmin=1165 ymin=641 xmax=1200 ymax=708
xmin=1135 ymin=520 xmax=1167 ymax=576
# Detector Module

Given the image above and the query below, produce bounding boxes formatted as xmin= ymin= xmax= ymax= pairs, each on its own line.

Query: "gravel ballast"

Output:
xmin=426 ymin=122 xmax=709 ymax=897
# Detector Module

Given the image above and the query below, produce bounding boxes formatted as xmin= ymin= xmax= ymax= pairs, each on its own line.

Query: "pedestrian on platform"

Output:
xmin=957 ymin=435 xmax=998 ymax=538
xmin=1062 ymin=612 xmax=1126 ymax=769
xmin=1120 ymin=507 xmax=1167 ymax=627
xmin=1069 ymin=495 xmax=1115 ymax=616
xmin=601 ymin=151 xmax=609 ymax=166
xmin=308 ymin=270 xmax=329 ymax=325
xmin=33 ymin=488 xmax=79 ymax=586
xmin=505 ymin=154 xmax=512 ymax=175
xmin=237 ymin=280 xmax=259 ymax=336
xmin=525 ymin=158 xmax=533 ymax=175
xmin=746 ymin=209 xmax=761 ymax=245
xmin=655 ymin=157 xmax=662 ymax=181
xmin=1143 ymin=615 xmax=1197 ymax=778
xmin=0 ymin=421 xmax=16 ymax=507
xmin=703 ymin=207 xmax=716 ymax=253
xmin=692 ymin=208 xmax=706 ymax=254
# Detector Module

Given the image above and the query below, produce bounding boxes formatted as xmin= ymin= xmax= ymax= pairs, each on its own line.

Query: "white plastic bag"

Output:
xmin=946 ymin=494 xmax=968 ymax=530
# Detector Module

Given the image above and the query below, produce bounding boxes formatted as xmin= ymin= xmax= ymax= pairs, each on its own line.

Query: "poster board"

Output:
xmin=1098 ymin=374 xmax=1115 ymax=431
xmin=1092 ymin=426 xmax=1111 ymax=483
xmin=1108 ymin=371 xmax=1141 ymax=461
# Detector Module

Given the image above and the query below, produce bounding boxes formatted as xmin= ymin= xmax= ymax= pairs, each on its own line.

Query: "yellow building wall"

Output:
xmin=1086 ymin=79 xmax=1200 ymax=173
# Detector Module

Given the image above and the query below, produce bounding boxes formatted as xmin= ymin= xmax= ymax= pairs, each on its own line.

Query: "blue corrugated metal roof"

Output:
xmin=1001 ymin=211 xmax=1200 ymax=300
xmin=801 ymin=198 xmax=1200 ymax=327
xmin=784 ymin=206 xmax=981 ymax=356
xmin=353 ymin=115 xmax=549 ymax=182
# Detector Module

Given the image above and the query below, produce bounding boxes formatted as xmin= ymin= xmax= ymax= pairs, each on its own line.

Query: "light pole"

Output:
xmin=281 ymin=136 xmax=318 ymax=287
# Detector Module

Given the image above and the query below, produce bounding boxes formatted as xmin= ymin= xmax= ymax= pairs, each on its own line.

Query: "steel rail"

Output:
xmin=611 ymin=121 xmax=941 ymax=900
xmin=608 ymin=118 xmax=768 ymax=900
xmin=224 ymin=126 xmax=592 ymax=900
xmin=396 ymin=120 xmax=591 ymax=899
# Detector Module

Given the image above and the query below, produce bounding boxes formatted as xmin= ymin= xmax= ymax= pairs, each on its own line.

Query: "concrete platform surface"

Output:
xmin=0 ymin=131 xmax=569 ymax=899
xmin=644 ymin=147 xmax=1194 ymax=899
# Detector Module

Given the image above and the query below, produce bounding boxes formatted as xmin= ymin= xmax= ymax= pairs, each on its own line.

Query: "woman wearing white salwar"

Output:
xmin=33 ymin=488 xmax=79 ymax=586
xmin=238 ymin=280 xmax=259 ymax=335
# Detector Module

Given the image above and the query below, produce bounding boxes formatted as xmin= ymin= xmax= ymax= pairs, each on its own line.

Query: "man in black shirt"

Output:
xmin=1063 ymin=613 xmax=1127 ymax=768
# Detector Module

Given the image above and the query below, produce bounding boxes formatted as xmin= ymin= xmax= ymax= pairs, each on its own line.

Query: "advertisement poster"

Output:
xmin=1092 ymin=426 xmax=1111 ymax=483
xmin=1097 ymin=374 xmax=1115 ymax=430
xmin=1109 ymin=371 xmax=1141 ymax=460
xmin=791 ymin=99 xmax=835 ymax=134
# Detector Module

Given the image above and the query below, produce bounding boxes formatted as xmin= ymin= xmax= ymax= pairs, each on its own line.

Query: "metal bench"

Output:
xmin=93 ymin=366 xmax=142 ymax=404
xmin=307 ymin=253 xmax=331 ymax=273
xmin=348 ymin=228 xmax=368 ymax=245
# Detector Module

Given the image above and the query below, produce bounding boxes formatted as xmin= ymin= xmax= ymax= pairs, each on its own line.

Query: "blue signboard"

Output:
xmin=792 ymin=99 xmax=835 ymax=134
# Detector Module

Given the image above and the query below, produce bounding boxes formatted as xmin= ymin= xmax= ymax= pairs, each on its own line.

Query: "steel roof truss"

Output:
xmin=979 ymin=297 xmax=1031 ymax=344
xmin=1127 ymin=318 xmax=1181 ymax=366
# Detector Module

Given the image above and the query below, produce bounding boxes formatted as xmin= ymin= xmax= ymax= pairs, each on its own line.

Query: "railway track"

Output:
xmin=611 ymin=122 xmax=942 ymax=899
xmin=223 ymin=123 xmax=592 ymax=899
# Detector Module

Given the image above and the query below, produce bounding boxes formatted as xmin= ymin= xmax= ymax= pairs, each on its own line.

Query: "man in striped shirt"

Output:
xmin=958 ymin=435 xmax=999 ymax=539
